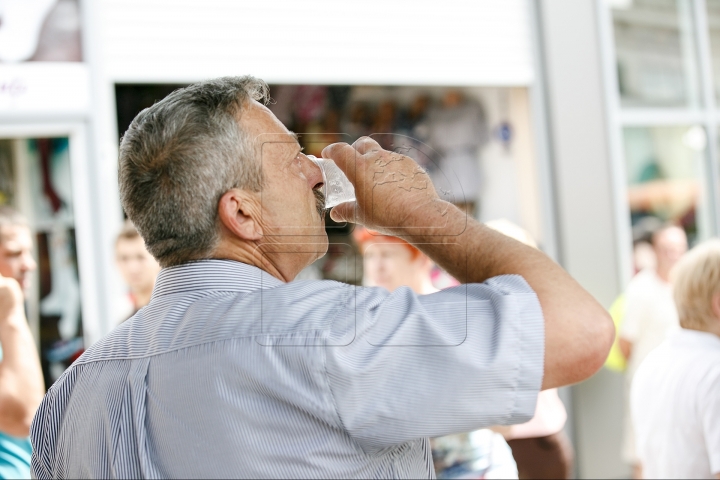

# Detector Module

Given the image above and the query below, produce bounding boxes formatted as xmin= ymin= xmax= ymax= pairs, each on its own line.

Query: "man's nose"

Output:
xmin=22 ymin=252 xmax=37 ymax=272
xmin=300 ymin=154 xmax=324 ymax=190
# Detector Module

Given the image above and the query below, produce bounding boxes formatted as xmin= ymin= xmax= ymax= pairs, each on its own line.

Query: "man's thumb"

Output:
xmin=330 ymin=202 xmax=356 ymax=223
xmin=321 ymin=142 xmax=357 ymax=182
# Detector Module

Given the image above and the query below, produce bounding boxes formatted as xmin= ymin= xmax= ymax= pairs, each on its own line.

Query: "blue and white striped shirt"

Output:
xmin=31 ymin=259 xmax=544 ymax=479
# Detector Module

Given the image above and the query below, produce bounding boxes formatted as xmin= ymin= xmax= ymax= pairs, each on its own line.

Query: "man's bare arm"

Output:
xmin=324 ymin=138 xmax=614 ymax=389
xmin=0 ymin=275 xmax=45 ymax=437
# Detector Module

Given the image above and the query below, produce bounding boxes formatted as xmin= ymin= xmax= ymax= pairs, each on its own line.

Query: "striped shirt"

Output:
xmin=31 ymin=259 xmax=544 ymax=479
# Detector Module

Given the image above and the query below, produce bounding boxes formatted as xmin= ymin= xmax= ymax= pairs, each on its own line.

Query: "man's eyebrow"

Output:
xmin=288 ymin=131 xmax=299 ymax=142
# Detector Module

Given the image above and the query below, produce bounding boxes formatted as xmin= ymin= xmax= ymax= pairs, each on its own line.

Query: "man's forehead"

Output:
xmin=242 ymin=100 xmax=299 ymax=146
xmin=655 ymin=227 xmax=687 ymax=246
xmin=116 ymin=235 xmax=146 ymax=251
xmin=0 ymin=224 xmax=32 ymax=247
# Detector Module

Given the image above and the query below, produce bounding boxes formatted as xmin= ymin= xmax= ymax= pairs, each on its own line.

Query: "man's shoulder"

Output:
xmin=77 ymin=280 xmax=382 ymax=364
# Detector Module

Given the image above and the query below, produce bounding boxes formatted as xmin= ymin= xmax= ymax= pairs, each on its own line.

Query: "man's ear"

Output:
xmin=218 ymin=189 xmax=262 ymax=241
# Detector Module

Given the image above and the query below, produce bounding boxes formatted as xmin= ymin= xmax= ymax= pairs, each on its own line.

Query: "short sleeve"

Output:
xmin=324 ymin=275 xmax=545 ymax=453
xmin=698 ymin=367 xmax=720 ymax=474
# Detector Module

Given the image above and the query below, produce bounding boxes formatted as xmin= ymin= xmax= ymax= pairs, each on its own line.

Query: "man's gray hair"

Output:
xmin=0 ymin=206 xmax=29 ymax=241
xmin=118 ymin=76 xmax=269 ymax=267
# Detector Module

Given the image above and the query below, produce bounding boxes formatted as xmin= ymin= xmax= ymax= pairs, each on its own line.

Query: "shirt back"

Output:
xmin=31 ymin=260 xmax=544 ymax=479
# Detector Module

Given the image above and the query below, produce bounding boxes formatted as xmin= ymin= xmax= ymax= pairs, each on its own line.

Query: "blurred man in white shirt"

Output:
xmin=631 ymin=239 xmax=720 ymax=479
xmin=619 ymin=224 xmax=687 ymax=476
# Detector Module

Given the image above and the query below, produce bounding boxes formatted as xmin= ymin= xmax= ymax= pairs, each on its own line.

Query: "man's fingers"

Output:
xmin=329 ymin=201 xmax=357 ymax=223
xmin=321 ymin=142 xmax=358 ymax=182
xmin=352 ymin=136 xmax=382 ymax=155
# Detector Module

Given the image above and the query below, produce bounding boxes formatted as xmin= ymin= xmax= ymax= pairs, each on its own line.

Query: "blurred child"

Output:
xmin=631 ymin=239 xmax=720 ymax=479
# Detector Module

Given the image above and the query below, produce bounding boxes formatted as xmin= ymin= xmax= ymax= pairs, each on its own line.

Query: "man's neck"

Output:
xmin=211 ymin=239 xmax=288 ymax=283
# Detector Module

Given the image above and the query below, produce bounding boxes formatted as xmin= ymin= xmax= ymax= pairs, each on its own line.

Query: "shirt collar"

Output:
xmin=151 ymin=259 xmax=284 ymax=299
xmin=670 ymin=328 xmax=720 ymax=350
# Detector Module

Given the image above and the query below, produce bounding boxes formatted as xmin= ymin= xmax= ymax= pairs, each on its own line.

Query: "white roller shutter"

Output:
xmin=99 ymin=0 xmax=534 ymax=85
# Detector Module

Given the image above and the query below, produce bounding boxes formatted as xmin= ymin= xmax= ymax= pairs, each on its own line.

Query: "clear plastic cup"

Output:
xmin=307 ymin=155 xmax=356 ymax=209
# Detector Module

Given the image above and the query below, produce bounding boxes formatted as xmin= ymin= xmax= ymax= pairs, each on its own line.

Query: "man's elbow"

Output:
xmin=0 ymin=395 xmax=42 ymax=438
xmin=0 ymin=412 xmax=32 ymax=438
xmin=576 ymin=309 xmax=615 ymax=381
xmin=544 ymin=308 xmax=615 ymax=389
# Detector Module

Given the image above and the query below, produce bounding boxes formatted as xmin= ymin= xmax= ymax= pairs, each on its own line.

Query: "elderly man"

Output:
xmin=31 ymin=77 xmax=613 ymax=479
xmin=0 ymin=207 xmax=45 ymax=479
xmin=618 ymin=223 xmax=688 ymax=476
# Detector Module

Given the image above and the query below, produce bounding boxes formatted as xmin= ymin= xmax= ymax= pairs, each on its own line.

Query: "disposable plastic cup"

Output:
xmin=307 ymin=155 xmax=356 ymax=209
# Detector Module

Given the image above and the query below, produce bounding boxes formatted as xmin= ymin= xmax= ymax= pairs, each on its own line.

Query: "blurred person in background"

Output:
xmin=31 ymin=77 xmax=613 ymax=478
xmin=631 ymin=239 xmax=720 ymax=479
xmin=619 ymin=223 xmax=687 ymax=478
xmin=484 ymin=220 xmax=573 ymax=480
xmin=114 ymin=219 xmax=161 ymax=323
xmin=0 ymin=207 xmax=45 ymax=479
xmin=604 ymin=216 xmax=662 ymax=374
xmin=353 ymin=226 xmax=518 ymax=479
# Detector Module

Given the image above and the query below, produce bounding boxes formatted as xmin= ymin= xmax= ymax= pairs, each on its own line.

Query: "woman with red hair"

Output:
xmin=353 ymin=227 xmax=439 ymax=294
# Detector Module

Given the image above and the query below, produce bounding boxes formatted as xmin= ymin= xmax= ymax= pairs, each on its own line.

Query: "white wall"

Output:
xmin=98 ymin=0 xmax=534 ymax=86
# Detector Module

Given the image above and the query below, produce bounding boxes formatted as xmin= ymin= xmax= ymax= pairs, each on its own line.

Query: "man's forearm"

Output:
xmin=392 ymin=201 xmax=564 ymax=284
xmin=393 ymin=201 xmax=614 ymax=389
xmin=0 ymin=312 xmax=44 ymax=437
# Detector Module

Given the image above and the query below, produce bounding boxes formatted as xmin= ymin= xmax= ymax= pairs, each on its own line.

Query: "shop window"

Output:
xmin=623 ymin=125 xmax=713 ymax=245
xmin=0 ymin=138 xmax=84 ymax=389
xmin=611 ymin=0 xmax=701 ymax=108
xmin=705 ymin=0 xmax=720 ymax=103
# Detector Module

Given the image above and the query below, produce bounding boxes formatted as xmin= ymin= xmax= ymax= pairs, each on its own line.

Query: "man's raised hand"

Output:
xmin=321 ymin=137 xmax=449 ymax=235
xmin=0 ymin=274 xmax=24 ymax=325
